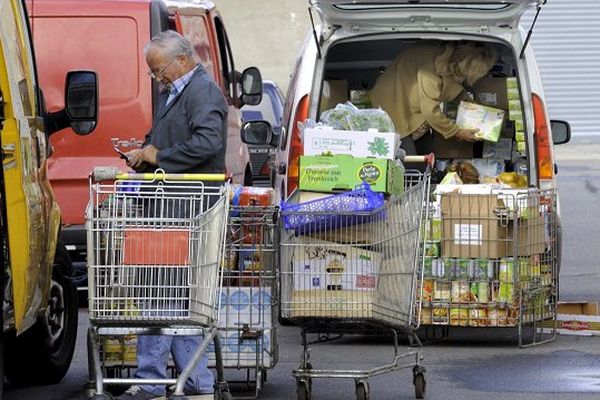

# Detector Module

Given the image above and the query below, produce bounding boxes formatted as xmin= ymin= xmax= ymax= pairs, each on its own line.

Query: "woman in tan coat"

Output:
xmin=370 ymin=40 xmax=497 ymax=152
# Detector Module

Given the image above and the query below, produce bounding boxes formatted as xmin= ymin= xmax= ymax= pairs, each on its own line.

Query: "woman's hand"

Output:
xmin=454 ymin=128 xmax=480 ymax=142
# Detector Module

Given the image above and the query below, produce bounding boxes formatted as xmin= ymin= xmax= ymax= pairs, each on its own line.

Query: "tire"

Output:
xmin=296 ymin=379 xmax=311 ymax=400
xmin=414 ymin=373 xmax=426 ymax=399
xmin=355 ymin=381 xmax=370 ymax=400
xmin=4 ymin=242 xmax=79 ymax=386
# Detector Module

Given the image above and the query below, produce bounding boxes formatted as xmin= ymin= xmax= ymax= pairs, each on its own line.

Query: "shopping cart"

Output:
xmin=85 ymin=167 xmax=232 ymax=400
xmin=209 ymin=203 xmax=279 ymax=399
xmin=279 ymin=155 xmax=433 ymax=400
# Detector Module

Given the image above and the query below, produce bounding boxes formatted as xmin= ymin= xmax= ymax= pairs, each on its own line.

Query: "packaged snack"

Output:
xmin=450 ymin=308 xmax=469 ymax=326
xmin=456 ymin=101 xmax=505 ymax=143
xmin=499 ymin=258 xmax=514 ymax=282
xmin=451 ymin=281 xmax=471 ymax=303
xmin=432 ymin=307 xmax=449 ymax=324
xmin=433 ymin=281 xmax=451 ymax=301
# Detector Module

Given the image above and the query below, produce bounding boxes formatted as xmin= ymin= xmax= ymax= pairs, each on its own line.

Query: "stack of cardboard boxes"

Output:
xmin=284 ymin=124 xmax=408 ymax=319
xmin=418 ymin=186 xmax=554 ymax=327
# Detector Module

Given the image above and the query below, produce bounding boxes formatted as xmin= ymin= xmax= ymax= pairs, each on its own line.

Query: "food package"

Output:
xmin=448 ymin=259 xmax=471 ymax=280
xmin=425 ymin=242 xmax=441 ymax=258
xmin=420 ymin=307 xmax=433 ymax=325
xmin=432 ymin=307 xmax=449 ymax=324
xmin=440 ymin=171 xmax=463 ymax=185
xmin=499 ymin=258 xmax=514 ymax=282
xmin=319 ymin=102 xmax=396 ymax=133
xmin=471 ymin=258 xmax=494 ymax=281
xmin=421 ymin=279 xmax=434 ymax=302
xmin=451 ymin=281 xmax=471 ymax=303
xmin=456 ymin=101 xmax=505 ymax=143
xmin=235 ymin=186 xmax=274 ymax=207
xmin=423 ymin=257 xmax=444 ymax=278
xmin=469 ymin=308 xmax=488 ymax=327
xmin=450 ymin=308 xmax=469 ymax=326
xmin=433 ymin=281 xmax=451 ymax=301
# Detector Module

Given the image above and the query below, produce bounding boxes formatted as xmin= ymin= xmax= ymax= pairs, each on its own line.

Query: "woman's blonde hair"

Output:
xmin=448 ymin=41 xmax=497 ymax=86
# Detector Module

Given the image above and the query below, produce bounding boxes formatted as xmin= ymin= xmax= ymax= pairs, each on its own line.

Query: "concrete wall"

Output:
xmin=216 ymin=0 xmax=311 ymax=94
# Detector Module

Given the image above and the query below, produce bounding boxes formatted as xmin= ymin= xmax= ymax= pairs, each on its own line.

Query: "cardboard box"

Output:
xmin=440 ymin=193 xmax=545 ymax=258
xmin=292 ymin=237 xmax=381 ymax=291
xmin=473 ymin=77 xmax=509 ymax=110
xmin=441 ymin=194 xmax=508 ymax=259
xmin=456 ymin=101 xmax=505 ymax=143
xmin=123 ymin=229 xmax=190 ymax=265
xmin=303 ymin=127 xmax=400 ymax=160
xmin=299 ymin=155 xmax=404 ymax=195
xmin=542 ymin=302 xmax=600 ymax=336
xmin=289 ymin=290 xmax=374 ymax=318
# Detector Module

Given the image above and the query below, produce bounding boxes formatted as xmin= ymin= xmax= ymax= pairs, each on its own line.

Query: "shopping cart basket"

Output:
xmin=208 ymin=203 xmax=279 ymax=399
xmin=85 ymin=167 xmax=232 ymax=400
xmin=279 ymin=155 xmax=433 ymax=400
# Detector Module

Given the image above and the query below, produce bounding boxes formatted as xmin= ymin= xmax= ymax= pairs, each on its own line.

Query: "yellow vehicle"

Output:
xmin=1 ymin=0 xmax=98 ymax=386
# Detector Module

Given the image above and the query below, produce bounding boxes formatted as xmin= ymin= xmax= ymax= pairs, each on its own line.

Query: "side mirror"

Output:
xmin=550 ymin=120 xmax=571 ymax=145
xmin=241 ymin=121 xmax=273 ymax=146
xmin=240 ymin=67 xmax=262 ymax=106
xmin=65 ymin=71 xmax=98 ymax=135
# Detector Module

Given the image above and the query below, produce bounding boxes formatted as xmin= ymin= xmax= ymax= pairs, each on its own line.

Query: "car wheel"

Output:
xmin=5 ymin=242 xmax=79 ymax=386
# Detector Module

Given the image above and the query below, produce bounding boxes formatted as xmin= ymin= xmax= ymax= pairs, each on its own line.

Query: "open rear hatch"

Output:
xmin=311 ymin=0 xmax=544 ymax=28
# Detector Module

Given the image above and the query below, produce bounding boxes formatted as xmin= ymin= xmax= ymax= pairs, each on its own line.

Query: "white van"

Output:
xmin=242 ymin=0 xmax=571 ymax=258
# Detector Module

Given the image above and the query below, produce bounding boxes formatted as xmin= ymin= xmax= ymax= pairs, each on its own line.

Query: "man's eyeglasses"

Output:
xmin=147 ymin=58 xmax=176 ymax=80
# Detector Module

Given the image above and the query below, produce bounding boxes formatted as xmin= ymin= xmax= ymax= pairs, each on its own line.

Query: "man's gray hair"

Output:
xmin=144 ymin=30 xmax=194 ymax=58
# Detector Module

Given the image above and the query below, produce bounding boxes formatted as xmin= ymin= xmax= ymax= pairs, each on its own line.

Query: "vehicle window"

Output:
xmin=177 ymin=14 xmax=216 ymax=82
xmin=1 ymin=7 xmax=35 ymax=118
xmin=213 ymin=17 xmax=236 ymax=99
xmin=242 ymin=94 xmax=276 ymax=124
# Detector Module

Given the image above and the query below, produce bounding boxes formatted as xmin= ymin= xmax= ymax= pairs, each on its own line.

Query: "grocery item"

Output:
xmin=298 ymin=154 xmax=404 ymax=195
xmin=499 ymin=258 xmax=515 ymax=282
xmin=433 ymin=281 xmax=452 ymax=301
xmin=450 ymin=308 xmax=469 ymax=326
xmin=319 ymin=102 xmax=396 ymax=133
xmin=456 ymin=101 xmax=505 ymax=143
xmin=422 ymin=280 xmax=434 ymax=302
xmin=303 ymin=127 xmax=400 ymax=160
xmin=432 ymin=307 xmax=449 ymax=324
xmin=451 ymin=281 xmax=471 ymax=303
xmin=447 ymin=161 xmax=480 ymax=184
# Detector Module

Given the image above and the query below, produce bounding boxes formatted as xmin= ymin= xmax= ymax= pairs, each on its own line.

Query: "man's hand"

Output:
xmin=125 ymin=145 xmax=159 ymax=170
xmin=454 ymin=128 xmax=480 ymax=142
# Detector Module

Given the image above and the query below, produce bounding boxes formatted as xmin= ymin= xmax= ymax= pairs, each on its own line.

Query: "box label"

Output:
xmin=453 ymin=224 xmax=482 ymax=245
xmin=357 ymin=163 xmax=382 ymax=184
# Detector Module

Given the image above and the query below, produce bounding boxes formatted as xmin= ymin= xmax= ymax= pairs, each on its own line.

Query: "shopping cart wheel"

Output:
xmin=296 ymin=379 xmax=311 ymax=400
xmin=215 ymin=390 xmax=233 ymax=400
xmin=89 ymin=394 xmax=114 ymax=400
xmin=413 ymin=373 xmax=426 ymax=399
xmin=355 ymin=380 xmax=370 ymax=400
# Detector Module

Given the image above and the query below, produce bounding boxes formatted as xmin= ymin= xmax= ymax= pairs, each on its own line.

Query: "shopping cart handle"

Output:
xmin=403 ymin=153 xmax=435 ymax=168
xmin=91 ymin=167 xmax=230 ymax=182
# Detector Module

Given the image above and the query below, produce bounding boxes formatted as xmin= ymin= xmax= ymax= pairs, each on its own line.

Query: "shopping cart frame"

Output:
xmin=85 ymin=167 xmax=233 ymax=400
xmin=280 ymin=155 xmax=433 ymax=400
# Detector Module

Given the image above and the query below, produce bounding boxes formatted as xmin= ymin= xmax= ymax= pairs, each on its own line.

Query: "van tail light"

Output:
xmin=532 ymin=93 xmax=553 ymax=183
xmin=287 ymin=94 xmax=309 ymax=197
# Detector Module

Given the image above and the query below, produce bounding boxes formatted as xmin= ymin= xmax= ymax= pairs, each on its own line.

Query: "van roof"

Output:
xmin=29 ymin=0 xmax=215 ymax=12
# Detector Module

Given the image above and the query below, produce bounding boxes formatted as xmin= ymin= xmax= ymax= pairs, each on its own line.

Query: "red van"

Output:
xmin=27 ymin=0 xmax=260 ymax=261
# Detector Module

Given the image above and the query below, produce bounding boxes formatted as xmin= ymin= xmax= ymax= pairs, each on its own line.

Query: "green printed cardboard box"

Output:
xmin=299 ymin=155 xmax=404 ymax=195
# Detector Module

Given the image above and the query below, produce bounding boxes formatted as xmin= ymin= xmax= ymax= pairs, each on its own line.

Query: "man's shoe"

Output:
xmin=116 ymin=385 xmax=164 ymax=400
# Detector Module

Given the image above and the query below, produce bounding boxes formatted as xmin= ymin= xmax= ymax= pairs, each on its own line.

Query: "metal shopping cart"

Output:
xmin=208 ymin=202 xmax=279 ymax=399
xmin=279 ymin=156 xmax=433 ymax=400
xmin=85 ymin=167 xmax=233 ymax=400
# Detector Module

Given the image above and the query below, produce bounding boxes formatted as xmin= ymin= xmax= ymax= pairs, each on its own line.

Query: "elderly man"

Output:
xmin=119 ymin=30 xmax=227 ymax=400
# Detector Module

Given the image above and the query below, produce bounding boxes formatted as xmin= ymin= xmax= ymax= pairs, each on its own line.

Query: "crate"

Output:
xmin=281 ymin=183 xmax=385 ymax=233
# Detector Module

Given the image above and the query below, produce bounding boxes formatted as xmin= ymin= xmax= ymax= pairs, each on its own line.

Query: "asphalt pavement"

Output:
xmin=5 ymin=136 xmax=600 ymax=400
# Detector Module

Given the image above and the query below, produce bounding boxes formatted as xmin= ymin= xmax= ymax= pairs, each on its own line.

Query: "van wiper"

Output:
xmin=520 ymin=0 xmax=546 ymax=59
